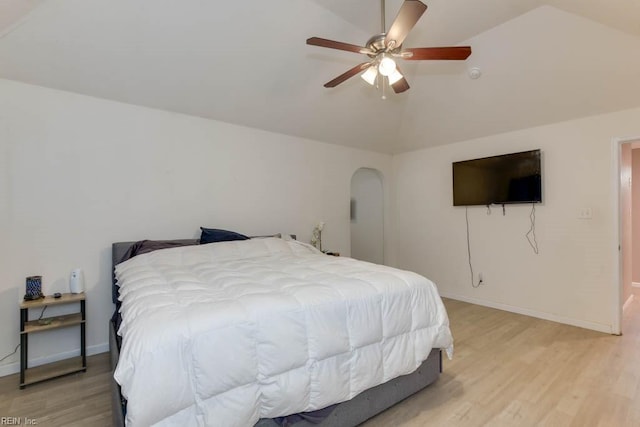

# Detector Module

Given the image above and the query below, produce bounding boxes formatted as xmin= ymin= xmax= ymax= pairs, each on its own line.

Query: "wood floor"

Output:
xmin=365 ymin=296 xmax=640 ymax=427
xmin=0 ymin=351 xmax=112 ymax=426
xmin=1 ymin=296 xmax=639 ymax=426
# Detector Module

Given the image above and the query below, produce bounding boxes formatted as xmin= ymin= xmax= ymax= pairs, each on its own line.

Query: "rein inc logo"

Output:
xmin=0 ymin=418 xmax=37 ymax=425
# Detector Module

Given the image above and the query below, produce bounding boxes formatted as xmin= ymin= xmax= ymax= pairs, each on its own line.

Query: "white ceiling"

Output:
xmin=1 ymin=0 xmax=639 ymax=154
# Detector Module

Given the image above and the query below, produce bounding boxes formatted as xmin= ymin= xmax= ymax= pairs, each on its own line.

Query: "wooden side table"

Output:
xmin=19 ymin=293 xmax=86 ymax=388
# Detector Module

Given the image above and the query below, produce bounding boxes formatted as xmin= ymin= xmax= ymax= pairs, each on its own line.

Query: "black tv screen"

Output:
xmin=452 ymin=149 xmax=542 ymax=206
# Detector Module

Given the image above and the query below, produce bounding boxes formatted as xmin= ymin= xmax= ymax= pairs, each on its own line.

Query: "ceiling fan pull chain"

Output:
xmin=381 ymin=77 xmax=387 ymax=100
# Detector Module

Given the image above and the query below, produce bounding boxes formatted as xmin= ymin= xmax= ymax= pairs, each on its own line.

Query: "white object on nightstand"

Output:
xmin=69 ymin=268 xmax=84 ymax=293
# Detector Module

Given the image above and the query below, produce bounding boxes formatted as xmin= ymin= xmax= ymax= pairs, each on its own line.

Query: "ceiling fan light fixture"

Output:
xmin=388 ymin=69 xmax=403 ymax=85
xmin=306 ymin=0 xmax=472 ymax=94
xmin=361 ymin=66 xmax=378 ymax=85
xmin=378 ymin=55 xmax=397 ymax=77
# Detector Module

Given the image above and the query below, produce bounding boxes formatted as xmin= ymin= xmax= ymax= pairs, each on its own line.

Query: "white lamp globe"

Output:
xmin=378 ymin=56 xmax=397 ymax=77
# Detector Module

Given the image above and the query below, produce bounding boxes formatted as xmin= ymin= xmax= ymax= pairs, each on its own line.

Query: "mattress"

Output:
xmin=114 ymin=237 xmax=453 ymax=426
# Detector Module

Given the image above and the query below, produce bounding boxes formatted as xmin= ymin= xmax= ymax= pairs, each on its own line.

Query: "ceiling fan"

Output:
xmin=307 ymin=0 xmax=472 ymax=95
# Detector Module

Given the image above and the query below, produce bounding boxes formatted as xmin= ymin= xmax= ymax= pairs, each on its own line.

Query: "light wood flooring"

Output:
xmin=0 ymin=351 xmax=112 ymax=426
xmin=1 ymin=296 xmax=639 ymax=426
xmin=365 ymin=295 xmax=640 ymax=427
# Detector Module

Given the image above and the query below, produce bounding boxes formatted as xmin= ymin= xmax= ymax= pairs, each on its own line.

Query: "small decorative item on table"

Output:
xmin=24 ymin=276 xmax=44 ymax=301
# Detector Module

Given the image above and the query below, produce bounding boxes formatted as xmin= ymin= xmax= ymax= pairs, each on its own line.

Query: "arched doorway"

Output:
xmin=350 ymin=168 xmax=384 ymax=264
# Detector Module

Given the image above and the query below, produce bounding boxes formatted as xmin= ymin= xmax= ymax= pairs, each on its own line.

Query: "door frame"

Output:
xmin=612 ymin=136 xmax=640 ymax=335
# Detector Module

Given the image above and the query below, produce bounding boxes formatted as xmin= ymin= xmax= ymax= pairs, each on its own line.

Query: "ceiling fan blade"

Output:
xmin=385 ymin=0 xmax=428 ymax=50
xmin=404 ymin=46 xmax=472 ymax=60
xmin=324 ymin=63 xmax=372 ymax=88
xmin=391 ymin=65 xmax=410 ymax=93
xmin=307 ymin=37 xmax=369 ymax=54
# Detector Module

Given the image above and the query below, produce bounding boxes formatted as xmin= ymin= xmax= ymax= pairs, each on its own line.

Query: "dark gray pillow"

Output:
xmin=200 ymin=227 xmax=249 ymax=244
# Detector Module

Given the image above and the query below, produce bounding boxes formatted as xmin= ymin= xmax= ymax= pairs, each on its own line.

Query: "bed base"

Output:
xmin=110 ymin=320 xmax=126 ymax=427
xmin=110 ymin=240 xmax=443 ymax=426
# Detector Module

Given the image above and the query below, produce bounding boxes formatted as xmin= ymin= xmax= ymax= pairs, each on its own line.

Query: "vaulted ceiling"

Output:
xmin=1 ymin=0 xmax=639 ymax=154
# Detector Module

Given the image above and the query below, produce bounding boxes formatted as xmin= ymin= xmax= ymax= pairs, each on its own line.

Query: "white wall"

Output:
xmin=0 ymin=79 xmax=392 ymax=376
xmin=392 ymin=107 xmax=640 ymax=333
xmin=350 ymin=168 xmax=384 ymax=264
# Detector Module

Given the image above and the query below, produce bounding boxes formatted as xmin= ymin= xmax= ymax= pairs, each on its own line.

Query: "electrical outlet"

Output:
xmin=578 ymin=208 xmax=592 ymax=219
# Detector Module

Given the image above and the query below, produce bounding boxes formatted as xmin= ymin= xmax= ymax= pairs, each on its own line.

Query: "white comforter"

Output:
xmin=114 ymin=238 xmax=453 ymax=427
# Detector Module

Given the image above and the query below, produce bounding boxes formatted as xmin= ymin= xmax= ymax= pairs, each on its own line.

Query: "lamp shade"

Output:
xmin=388 ymin=69 xmax=403 ymax=84
xmin=361 ymin=67 xmax=378 ymax=85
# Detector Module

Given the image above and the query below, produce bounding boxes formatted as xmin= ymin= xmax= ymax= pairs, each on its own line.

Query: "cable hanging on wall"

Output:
xmin=0 ymin=344 xmax=20 ymax=363
xmin=466 ymin=207 xmax=483 ymax=288
xmin=0 ymin=307 xmax=48 ymax=362
xmin=526 ymin=203 xmax=539 ymax=254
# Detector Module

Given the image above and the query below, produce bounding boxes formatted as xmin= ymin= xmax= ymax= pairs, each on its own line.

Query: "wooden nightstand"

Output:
xmin=19 ymin=293 xmax=87 ymax=388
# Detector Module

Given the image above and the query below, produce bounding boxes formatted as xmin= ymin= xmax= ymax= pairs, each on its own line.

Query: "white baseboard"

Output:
xmin=0 ymin=342 xmax=109 ymax=378
xmin=623 ymin=294 xmax=635 ymax=313
xmin=440 ymin=292 xmax=614 ymax=334
xmin=633 ymin=282 xmax=640 ymax=288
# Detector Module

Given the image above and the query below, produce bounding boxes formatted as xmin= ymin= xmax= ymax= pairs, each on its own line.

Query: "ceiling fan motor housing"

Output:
xmin=365 ymin=34 xmax=401 ymax=58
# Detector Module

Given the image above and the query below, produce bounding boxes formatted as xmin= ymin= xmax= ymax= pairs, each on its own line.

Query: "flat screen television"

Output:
xmin=452 ymin=149 xmax=542 ymax=206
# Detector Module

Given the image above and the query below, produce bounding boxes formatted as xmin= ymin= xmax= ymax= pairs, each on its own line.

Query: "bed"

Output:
xmin=109 ymin=236 xmax=452 ymax=427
